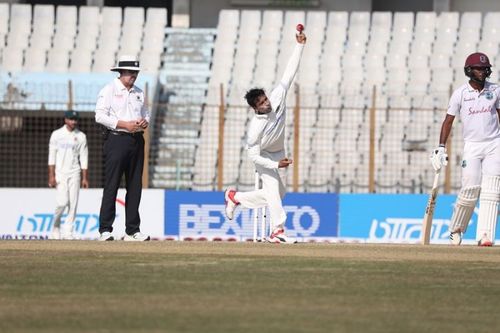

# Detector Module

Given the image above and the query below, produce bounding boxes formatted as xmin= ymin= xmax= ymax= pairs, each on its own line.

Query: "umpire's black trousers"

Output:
xmin=99 ymin=132 xmax=144 ymax=235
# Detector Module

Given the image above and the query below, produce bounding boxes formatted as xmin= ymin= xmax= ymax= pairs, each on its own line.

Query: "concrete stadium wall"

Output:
xmin=189 ymin=0 xmax=372 ymax=27
xmin=451 ymin=0 xmax=500 ymax=11
xmin=189 ymin=0 xmax=500 ymax=27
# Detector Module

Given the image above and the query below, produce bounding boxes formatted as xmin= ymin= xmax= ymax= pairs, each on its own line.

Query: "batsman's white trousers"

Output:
xmin=460 ymin=138 xmax=500 ymax=242
xmin=235 ymin=150 xmax=287 ymax=230
xmin=461 ymin=138 xmax=500 ymax=188
xmin=53 ymin=172 xmax=81 ymax=228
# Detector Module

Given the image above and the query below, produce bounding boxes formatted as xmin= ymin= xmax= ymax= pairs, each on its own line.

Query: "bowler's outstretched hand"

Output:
xmin=296 ymin=31 xmax=306 ymax=44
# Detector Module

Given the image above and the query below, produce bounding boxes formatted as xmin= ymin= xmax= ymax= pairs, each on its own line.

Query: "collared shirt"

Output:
xmin=246 ymin=43 xmax=304 ymax=169
xmin=448 ymin=81 xmax=500 ymax=142
xmin=48 ymin=125 xmax=88 ymax=176
xmin=94 ymin=78 xmax=150 ymax=131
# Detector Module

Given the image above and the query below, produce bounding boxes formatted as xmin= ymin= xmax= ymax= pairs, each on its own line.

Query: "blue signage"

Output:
xmin=339 ymin=194 xmax=491 ymax=243
xmin=164 ymin=191 xmax=339 ymax=240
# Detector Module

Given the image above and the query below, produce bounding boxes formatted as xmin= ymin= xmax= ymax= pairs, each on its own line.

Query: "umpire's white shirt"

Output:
xmin=48 ymin=126 xmax=88 ymax=177
xmin=95 ymin=78 xmax=150 ymax=131
xmin=246 ymin=43 xmax=304 ymax=169
xmin=448 ymin=81 xmax=500 ymax=142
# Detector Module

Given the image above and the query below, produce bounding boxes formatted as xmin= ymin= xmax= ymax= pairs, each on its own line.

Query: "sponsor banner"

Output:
xmin=0 ymin=189 xmax=164 ymax=240
xmin=339 ymin=194 xmax=500 ymax=244
xmin=164 ymin=191 xmax=339 ymax=241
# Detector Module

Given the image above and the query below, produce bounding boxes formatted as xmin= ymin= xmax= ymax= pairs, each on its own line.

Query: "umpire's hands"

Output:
xmin=48 ymin=175 xmax=57 ymax=188
xmin=278 ymin=158 xmax=293 ymax=168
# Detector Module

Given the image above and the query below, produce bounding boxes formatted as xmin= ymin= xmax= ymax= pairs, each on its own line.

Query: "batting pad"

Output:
xmin=476 ymin=176 xmax=500 ymax=242
xmin=449 ymin=185 xmax=481 ymax=233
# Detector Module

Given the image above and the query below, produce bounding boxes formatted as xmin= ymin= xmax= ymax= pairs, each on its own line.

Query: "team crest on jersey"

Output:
xmin=485 ymin=91 xmax=493 ymax=100
xmin=462 ymin=160 xmax=467 ymax=168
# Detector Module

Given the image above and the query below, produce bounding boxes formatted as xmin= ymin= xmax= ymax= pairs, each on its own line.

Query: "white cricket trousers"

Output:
xmin=460 ymin=138 xmax=500 ymax=242
xmin=461 ymin=138 xmax=500 ymax=188
xmin=235 ymin=151 xmax=287 ymax=231
xmin=54 ymin=173 xmax=81 ymax=228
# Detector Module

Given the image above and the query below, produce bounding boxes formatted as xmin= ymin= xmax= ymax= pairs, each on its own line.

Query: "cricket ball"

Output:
xmin=296 ymin=24 xmax=304 ymax=32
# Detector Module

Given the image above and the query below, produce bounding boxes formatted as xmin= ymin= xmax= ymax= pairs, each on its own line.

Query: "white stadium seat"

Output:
xmin=23 ymin=47 xmax=47 ymax=72
xmin=46 ymin=48 xmax=70 ymax=72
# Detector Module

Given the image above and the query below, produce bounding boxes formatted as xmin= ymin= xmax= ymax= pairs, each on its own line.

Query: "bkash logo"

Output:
xmin=15 ymin=198 xmax=126 ymax=235
xmin=367 ymin=202 xmax=498 ymax=242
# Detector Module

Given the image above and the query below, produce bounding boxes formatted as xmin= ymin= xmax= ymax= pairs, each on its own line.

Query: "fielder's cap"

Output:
xmin=465 ymin=52 xmax=492 ymax=68
xmin=64 ymin=110 xmax=79 ymax=119
xmin=110 ymin=55 xmax=141 ymax=72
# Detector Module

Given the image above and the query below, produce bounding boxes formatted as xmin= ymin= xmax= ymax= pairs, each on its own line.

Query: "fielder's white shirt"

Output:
xmin=246 ymin=43 xmax=304 ymax=169
xmin=48 ymin=125 xmax=88 ymax=176
xmin=95 ymin=78 xmax=150 ymax=131
xmin=448 ymin=81 xmax=500 ymax=142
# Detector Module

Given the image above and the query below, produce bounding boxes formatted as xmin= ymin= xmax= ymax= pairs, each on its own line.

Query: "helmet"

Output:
xmin=464 ymin=52 xmax=492 ymax=82
xmin=465 ymin=52 xmax=491 ymax=68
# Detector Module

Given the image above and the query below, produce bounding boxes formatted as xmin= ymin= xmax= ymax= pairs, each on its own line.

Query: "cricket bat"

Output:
xmin=421 ymin=171 xmax=441 ymax=245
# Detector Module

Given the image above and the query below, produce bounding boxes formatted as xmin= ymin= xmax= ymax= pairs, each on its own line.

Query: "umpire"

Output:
xmin=95 ymin=55 xmax=150 ymax=241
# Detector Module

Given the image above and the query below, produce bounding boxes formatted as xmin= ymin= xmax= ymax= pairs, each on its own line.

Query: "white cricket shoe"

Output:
xmin=60 ymin=224 xmax=75 ymax=240
xmin=124 ymin=232 xmax=150 ymax=241
xmin=224 ymin=189 xmax=239 ymax=220
xmin=61 ymin=233 xmax=75 ymax=240
xmin=449 ymin=232 xmax=462 ymax=246
xmin=99 ymin=232 xmax=114 ymax=241
xmin=50 ymin=227 xmax=61 ymax=240
xmin=478 ymin=234 xmax=493 ymax=247
xmin=268 ymin=228 xmax=297 ymax=244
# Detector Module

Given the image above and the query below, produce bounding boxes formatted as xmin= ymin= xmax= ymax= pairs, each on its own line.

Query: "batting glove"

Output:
xmin=430 ymin=146 xmax=448 ymax=171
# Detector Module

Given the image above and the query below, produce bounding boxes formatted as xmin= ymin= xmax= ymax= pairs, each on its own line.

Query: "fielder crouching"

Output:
xmin=431 ymin=52 xmax=500 ymax=246
xmin=224 ymin=28 xmax=307 ymax=243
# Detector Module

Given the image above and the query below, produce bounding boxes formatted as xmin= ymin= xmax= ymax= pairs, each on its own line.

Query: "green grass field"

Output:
xmin=1 ymin=241 xmax=500 ymax=333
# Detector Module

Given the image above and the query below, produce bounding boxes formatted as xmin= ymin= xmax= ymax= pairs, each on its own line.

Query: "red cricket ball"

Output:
xmin=296 ymin=24 xmax=304 ymax=32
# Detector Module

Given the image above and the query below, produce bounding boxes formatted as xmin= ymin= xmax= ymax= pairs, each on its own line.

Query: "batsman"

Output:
xmin=431 ymin=52 xmax=500 ymax=246
xmin=224 ymin=26 xmax=307 ymax=243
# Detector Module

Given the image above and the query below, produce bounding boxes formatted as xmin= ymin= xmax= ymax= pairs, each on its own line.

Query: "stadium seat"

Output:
xmin=78 ymin=6 xmax=100 ymax=25
xmin=460 ymin=12 xmax=481 ymax=30
xmin=102 ymin=6 xmax=122 ymax=27
xmin=415 ymin=11 xmax=436 ymax=30
xmin=6 ymin=33 xmax=30 ymax=50
xmin=69 ymin=49 xmax=93 ymax=73
xmin=92 ymin=48 xmax=116 ymax=73
xmin=55 ymin=6 xmax=77 ymax=34
xmin=33 ymin=4 xmax=55 ymax=36
xmin=477 ymin=40 xmax=499 ymax=58
xmin=410 ymin=34 xmax=433 ymax=54
xmin=437 ymin=12 xmax=459 ymax=30
xmin=53 ymin=6 xmax=78 ymax=53
xmin=46 ymin=48 xmax=70 ymax=72
xmin=483 ymin=13 xmax=500 ymax=43
xmin=124 ymin=6 xmax=145 ymax=26
xmin=146 ymin=7 xmax=167 ymax=28
xmin=1 ymin=46 xmax=23 ymax=72
xmin=139 ymin=51 xmax=162 ymax=74
xmin=23 ymin=47 xmax=47 ymax=72
xmin=0 ymin=3 xmax=8 ymax=40
xmin=10 ymin=4 xmax=31 ymax=36
xmin=408 ymin=53 xmax=429 ymax=69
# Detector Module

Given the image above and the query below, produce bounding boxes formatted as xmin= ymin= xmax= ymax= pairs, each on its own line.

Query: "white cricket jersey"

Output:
xmin=448 ymin=81 xmax=500 ymax=142
xmin=48 ymin=125 xmax=88 ymax=176
xmin=95 ymin=78 xmax=150 ymax=131
xmin=246 ymin=43 xmax=304 ymax=169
